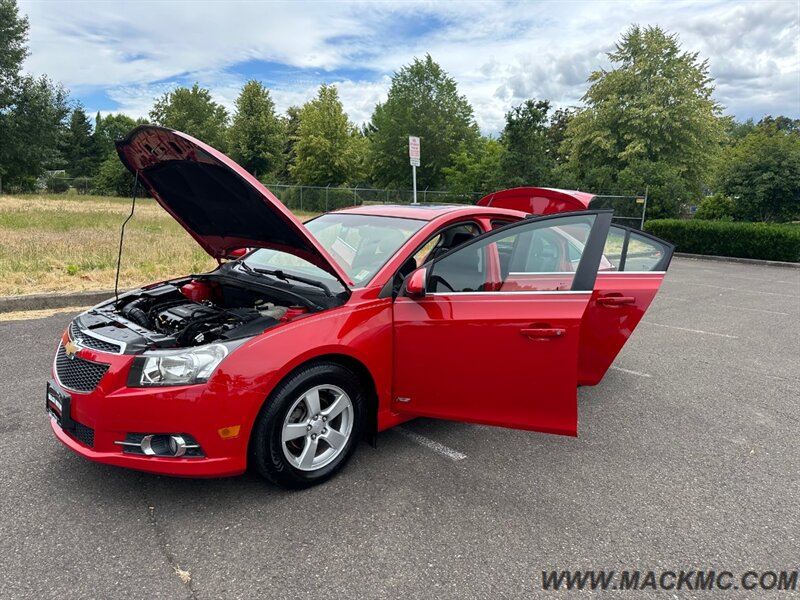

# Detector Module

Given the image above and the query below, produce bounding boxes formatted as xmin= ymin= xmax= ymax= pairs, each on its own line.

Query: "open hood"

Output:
xmin=116 ymin=125 xmax=352 ymax=287
xmin=478 ymin=187 xmax=595 ymax=215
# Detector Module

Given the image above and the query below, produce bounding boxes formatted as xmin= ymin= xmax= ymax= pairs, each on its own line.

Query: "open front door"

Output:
xmin=392 ymin=211 xmax=612 ymax=435
xmin=578 ymin=226 xmax=675 ymax=385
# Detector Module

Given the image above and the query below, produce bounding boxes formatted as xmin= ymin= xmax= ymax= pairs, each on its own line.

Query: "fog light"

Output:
xmin=168 ymin=435 xmax=187 ymax=457
xmin=114 ymin=433 xmax=204 ymax=458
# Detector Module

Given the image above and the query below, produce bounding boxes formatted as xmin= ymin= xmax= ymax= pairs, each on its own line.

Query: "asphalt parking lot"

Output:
xmin=1 ymin=257 xmax=798 ymax=599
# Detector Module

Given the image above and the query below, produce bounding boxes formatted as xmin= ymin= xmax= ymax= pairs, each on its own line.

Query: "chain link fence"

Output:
xmin=262 ymin=184 xmax=484 ymax=213
xmin=589 ymin=191 xmax=648 ymax=229
xmin=13 ymin=174 xmax=648 ymax=225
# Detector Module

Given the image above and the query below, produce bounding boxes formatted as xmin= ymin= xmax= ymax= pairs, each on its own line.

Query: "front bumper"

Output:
xmin=48 ymin=329 xmax=265 ymax=478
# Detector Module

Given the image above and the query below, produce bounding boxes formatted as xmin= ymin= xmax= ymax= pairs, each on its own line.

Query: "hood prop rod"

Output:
xmin=114 ymin=170 xmax=140 ymax=304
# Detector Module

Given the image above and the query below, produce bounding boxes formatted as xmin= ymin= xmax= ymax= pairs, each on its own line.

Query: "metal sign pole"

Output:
xmin=408 ymin=135 xmax=420 ymax=205
xmin=640 ymin=186 xmax=649 ymax=229
xmin=412 ymin=165 xmax=417 ymax=205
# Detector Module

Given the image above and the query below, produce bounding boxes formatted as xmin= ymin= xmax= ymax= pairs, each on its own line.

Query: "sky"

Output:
xmin=18 ymin=0 xmax=800 ymax=135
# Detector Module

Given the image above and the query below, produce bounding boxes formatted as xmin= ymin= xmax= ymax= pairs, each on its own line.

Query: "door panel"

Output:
xmin=393 ymin=294 xmax=590 ymax=434
xmin=392 ymin=211 xmax=612 ymax=434
xmin=577 ymin=226 xmax=675 ymax=385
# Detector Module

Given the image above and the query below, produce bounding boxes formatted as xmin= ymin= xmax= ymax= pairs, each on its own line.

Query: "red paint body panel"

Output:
xmin=392 ymin=293 xmax=591 ymax=435
xmin=52 ymin=293 xmax=398 ymax=477
xmin=577 ymin=272 xmax=665 ymax=385
xmin=478 ymin=187 xmax=595 ymax=215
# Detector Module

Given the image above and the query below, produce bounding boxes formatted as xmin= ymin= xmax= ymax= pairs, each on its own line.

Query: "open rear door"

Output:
xmin=578 ymin=226 xmax=674 ymax=385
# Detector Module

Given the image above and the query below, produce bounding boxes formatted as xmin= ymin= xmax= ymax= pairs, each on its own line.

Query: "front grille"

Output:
xmin=55 ymin=344 xmax=110 ymax=393
xmin=72 ymin=422 xmax=95 ymax=448
xmin=69 ymin=322 xmax=122 ymax=354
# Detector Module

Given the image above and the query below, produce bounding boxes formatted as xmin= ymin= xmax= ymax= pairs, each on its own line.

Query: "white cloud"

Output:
xmin=19 ymin=0 xmax=800 ymax=135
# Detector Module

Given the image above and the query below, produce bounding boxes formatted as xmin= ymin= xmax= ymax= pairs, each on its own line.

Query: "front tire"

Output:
xmin=250 ymin=362 xmax=364 ymax=489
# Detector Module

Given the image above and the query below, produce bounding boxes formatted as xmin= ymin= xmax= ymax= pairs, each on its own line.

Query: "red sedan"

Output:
xmin=47 ymin=126 xmax=673 ymax=488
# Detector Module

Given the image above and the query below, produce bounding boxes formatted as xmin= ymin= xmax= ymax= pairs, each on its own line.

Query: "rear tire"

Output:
xmin=250 ymin=362 xmax=364 ymax=489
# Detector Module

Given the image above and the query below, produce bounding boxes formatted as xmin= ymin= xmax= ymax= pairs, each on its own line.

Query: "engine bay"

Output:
xmin=115 ymin=277 xmax=309 ymax=347
xmin=75 ymin=273 xmax=329 ymax=352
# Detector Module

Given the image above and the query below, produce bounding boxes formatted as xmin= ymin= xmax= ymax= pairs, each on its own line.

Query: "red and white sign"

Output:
xmin=408 ymin=136 xmax=420 ymax=166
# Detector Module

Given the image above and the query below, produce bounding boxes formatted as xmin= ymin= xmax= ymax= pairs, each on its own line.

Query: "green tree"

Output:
xmin=443 ymin=137 xmax=506 ymax=196
xmin=561 ymin=25 xmax=723 ymax=218
xmin=149 ymin=83 xmax=228 ymax=149
xmin=715 ymin=123 xmax=800 ymax=222
xmin=94 ymin=112 xmax=138 ymax=157
xmin=0 ymin=0 xmax=27 ymax=110
xmin=289 ymin=84 xmax=361 ymax=186
xmin=369 ymin=54 xmax=479 ymax=189
xmin=0 ymin=74 xmax=68 ymax=188
xmin=276 ymin=105 xmax=302 ymax=183
xmin=546 ymin=107 xmax=577 ymax=166
xmin=500 ymin=99 xmax=553 ymax=186
xmin=93 ymin=153 xmax=142 ymax=197
xmin=228 ymin=80 xmax=285 ymax=178
xmin=0 ymin=0 xmax=69 ymax=189
xmin=693 ymin=193 xmax=736 ymax=220
xmin=61 ymin=104 xmax=101 ymax=177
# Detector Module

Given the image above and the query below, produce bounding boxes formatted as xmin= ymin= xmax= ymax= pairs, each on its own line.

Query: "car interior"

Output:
xmin=392 ymin=223 xmax=481 ymax=294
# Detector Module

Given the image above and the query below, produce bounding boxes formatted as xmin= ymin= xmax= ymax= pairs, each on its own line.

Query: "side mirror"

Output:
xmin=226 ymin=248 xmax=248 ymax=259
xmin=405 ymin=268 xmax=427 ymax=298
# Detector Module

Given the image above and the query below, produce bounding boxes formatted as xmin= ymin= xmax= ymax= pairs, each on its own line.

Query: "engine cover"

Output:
xmin=156 ymin=303 xmax=219 ymax=333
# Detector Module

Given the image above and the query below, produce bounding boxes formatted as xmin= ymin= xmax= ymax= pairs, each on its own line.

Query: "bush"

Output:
xmin=73 ymin=176 xmax=93 ymax=195
xmin=644 ymin=219 xmax=800 ymax=262
xmin=93 ymin=154 xmax=147 ymax=197
xmin=694 ymin=194 xmax=736 ymax=221
xmin=45 ymin=174 xmax=70 ymax=193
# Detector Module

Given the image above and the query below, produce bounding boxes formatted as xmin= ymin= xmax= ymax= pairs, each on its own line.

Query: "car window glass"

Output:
xmin=303 ymin=214 xmax=424 ymax=285
xmin=623 ymin=232 xmax=669 ymax=271
xmin=412 ymin=233 xmax=442 ymax=267
xmin=491 ymin=220 xmax=513 ymax=229
xmin=428 ymin=214 xmax=596 ymax=293
xmin=602 ymin=226 xmax=626 ymax=270
xmin=418 ymin=223 xmax=481 ymax=266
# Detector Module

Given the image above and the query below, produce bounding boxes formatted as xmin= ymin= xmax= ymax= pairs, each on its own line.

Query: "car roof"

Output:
xmin=332 ymin=203 xmax=526 ymax=221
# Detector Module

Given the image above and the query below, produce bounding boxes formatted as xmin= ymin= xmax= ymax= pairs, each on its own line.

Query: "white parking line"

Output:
xmin=715 ymin=304 xmax=789 ymax=316
xmin=666 ymin=280 xmax=798 ymax=298
xmin=641 ymin=321 xmax=739 ymax=339
xmin=610 ymin=366 xmax=652 ymax=378
xmin=657 ymin=294 xmax=789 ymax=315
xmin=396 ymin=427 xmax=467 ymax=461
xmin=683 ymin=272 xmax=800 ymax=286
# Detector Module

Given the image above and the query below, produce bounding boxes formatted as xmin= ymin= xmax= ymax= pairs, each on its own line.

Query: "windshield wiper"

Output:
xmin=238 ymin=262 xmax=332 ymax=296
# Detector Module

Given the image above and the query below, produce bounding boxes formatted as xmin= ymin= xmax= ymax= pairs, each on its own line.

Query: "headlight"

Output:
xmin=129 ymin=341 xmax=240 ymax=387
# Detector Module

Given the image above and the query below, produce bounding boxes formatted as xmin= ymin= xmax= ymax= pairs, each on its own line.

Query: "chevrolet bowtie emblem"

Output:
xmin=64 ymin=340 xmax=79 ymax=359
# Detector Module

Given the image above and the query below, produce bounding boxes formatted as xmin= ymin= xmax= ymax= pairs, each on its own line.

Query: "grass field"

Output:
xmin=0 ymin=193 xmax=318 ymax=296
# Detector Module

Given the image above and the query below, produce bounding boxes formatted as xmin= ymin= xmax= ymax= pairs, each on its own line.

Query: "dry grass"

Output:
xmin=0 ymin=305 xmax=90 ymax=322
xmin=0 ymin=193 xmax=318 ymax=296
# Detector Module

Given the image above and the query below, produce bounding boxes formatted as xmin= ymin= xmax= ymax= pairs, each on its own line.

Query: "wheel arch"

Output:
xmin=247 ymin=352 xmax=379 ymax=466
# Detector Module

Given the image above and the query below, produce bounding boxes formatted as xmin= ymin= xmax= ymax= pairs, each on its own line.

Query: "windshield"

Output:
xmin=244 ymin=213 xmax=425 ymax=288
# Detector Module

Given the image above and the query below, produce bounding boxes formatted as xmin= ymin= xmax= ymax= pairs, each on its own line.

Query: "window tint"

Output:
xmin=602 ymin=226 xmax=626 ymax=270
xmin=624 ymin=231 xmax=669 ymax=271
xmin=416 ymin=223 xmax=481 ymax=266
xmin=427 ymin=214 xmax=596 ymax=293
xmin=303 ymin=214 xmax=424 ymax=284
xmin=601 ymin=226 xmax=670 ymax=272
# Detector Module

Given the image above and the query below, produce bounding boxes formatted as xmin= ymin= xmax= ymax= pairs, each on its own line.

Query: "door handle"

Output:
xmin=520 ymin=327 xmax=566 ymax=339
xmin=597 ymin=295 xmax=636 ymax=306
